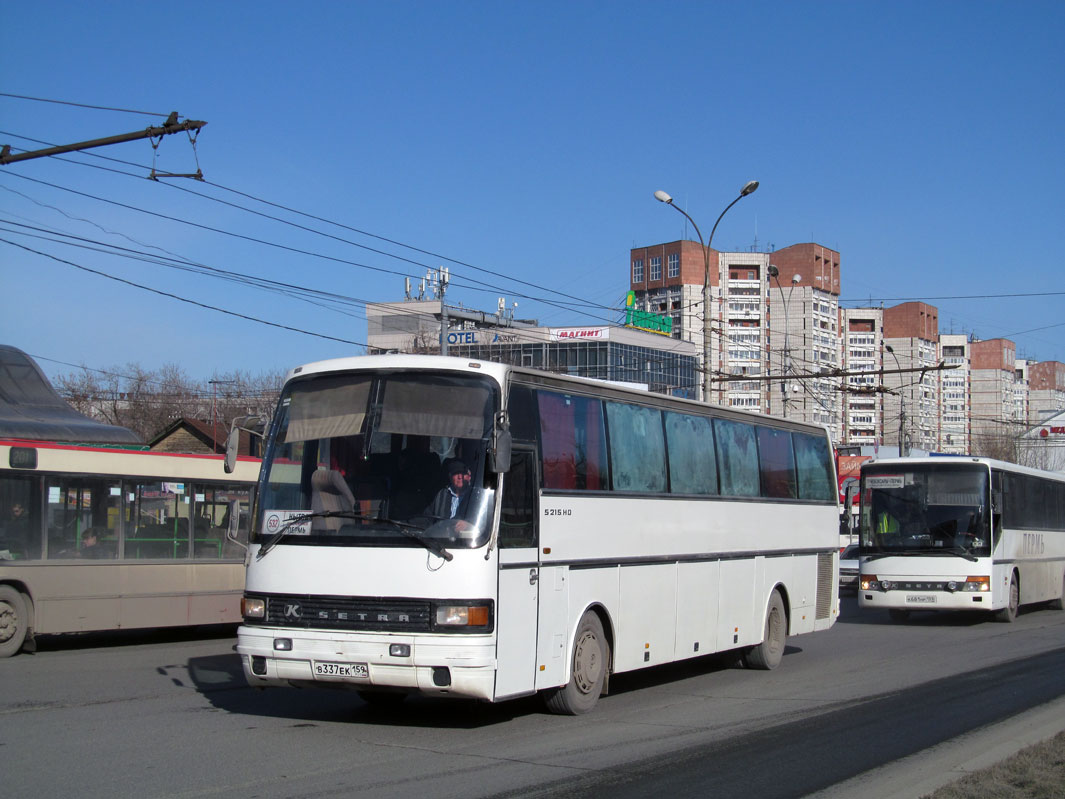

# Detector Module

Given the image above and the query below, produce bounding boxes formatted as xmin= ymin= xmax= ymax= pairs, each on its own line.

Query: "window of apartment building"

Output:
xmin=650 ymin=256 xmax=662 ymax=281
xmin=632 ymin=259 xmax=644 ymax=283
xmin=667 ymin=253 xmax=679 ymax=278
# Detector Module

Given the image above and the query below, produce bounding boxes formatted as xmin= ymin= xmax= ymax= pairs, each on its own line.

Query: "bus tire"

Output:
xmin=744 ymin=590 xmax=786 ymax=671
xmin=1049 ymin=574 xmax=1065 ymax=611
xmin=888 ymin=609 xmax=910 ymax=622
xmin=543 ymin=611 xmax=608 ymax=715
xmin=0 ymin=585 xmax=28 ymax=658
xmin=996 ymin=572 xmax=1019 ymax=623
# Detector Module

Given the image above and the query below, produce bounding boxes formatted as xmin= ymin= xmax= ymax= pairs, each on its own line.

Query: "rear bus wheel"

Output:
xmin=0 ymin=585 xmax=28 ymax=658
xmin=543 ymin=611 xmax=609 ymax=715
xmin=744 ymin=590 xmax=786 ymax=670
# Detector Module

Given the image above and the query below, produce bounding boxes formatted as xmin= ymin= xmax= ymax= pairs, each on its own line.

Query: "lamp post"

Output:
xmin=655 ymin=180 xmax=759 ymax=402
xmin=885 ymin=345 xmax=907 ymax=456
xmin=768 ymin=266 xmax=801 ymax=417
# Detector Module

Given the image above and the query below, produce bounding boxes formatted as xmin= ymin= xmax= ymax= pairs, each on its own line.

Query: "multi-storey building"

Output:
xmin=1029 ymin=361 xmax=1065 ymax=423
xmin=718 ymin=251 xmax=772 ymax=413
xmin=628 ymin=242 xmax=775 ymax=407
xmin=883 ymin=302 xmax=941 ymax=453
xmin=970 ymin=338 xmax=1018 ymax=452
xmin=1014 ymin=359 xmax=1031 ymax=429
xmin=840 ymin=308 xmax=884 ymax=448
xmin=939 ymin=334 xmax=971 ymax=454
xmin=765 ymin=244 xmax=842 ymax=438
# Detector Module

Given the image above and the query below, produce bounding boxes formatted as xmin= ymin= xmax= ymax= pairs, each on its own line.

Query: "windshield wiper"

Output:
xmin=863 ymin=548 xmax=978 ymax=563
xmin=255 ymin=510 xmax=364 ymax=560
xmin=927 ymin=547 xmax=979 ymax=563
xmin=377 ymin=517 xmax=453 ymax=562
xmin=255 ymin=511 xmax=453 ymax=562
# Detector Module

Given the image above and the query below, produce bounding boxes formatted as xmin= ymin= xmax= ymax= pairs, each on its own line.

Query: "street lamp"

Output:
xmin=768 ymin=266 xmax=801 ymax=417
xmin=885 ymin=345 xmax=908 ymax=456
xmin=654 ymin=180 xmax=759 ymax=401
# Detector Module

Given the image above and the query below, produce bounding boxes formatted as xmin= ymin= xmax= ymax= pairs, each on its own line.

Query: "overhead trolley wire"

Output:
xmin=0 ymin=238 xmax=367 ymax=348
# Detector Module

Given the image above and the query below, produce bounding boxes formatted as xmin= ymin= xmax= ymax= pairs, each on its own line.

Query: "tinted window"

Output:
xmin=538 ymin=391 xmax=607 ymax=491
xmin=714 ymin=418 xmax=760 ymax=497
xmin=794 ymin=432 xmax=835 ymax=501
xmin=664 ymin=412 xmax=718 ymax=495
xmin=757 ymin=427 xmax=797 ymax=499
xmin=605 ymin=401 xmax=665 ymax=493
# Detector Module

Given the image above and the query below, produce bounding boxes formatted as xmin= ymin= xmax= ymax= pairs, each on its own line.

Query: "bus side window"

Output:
xmin=499 ymin=450 xmax=537 ymax=549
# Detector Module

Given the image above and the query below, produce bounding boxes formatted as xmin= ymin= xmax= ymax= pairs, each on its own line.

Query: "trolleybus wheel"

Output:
xmin=543 ymin=611 xmax=609 ymax=715
xmin=0 ymin=585 xmax=28 ymax=658
xmin=996 ymin=572 xmax=1019 ymax=623
xmin=744 ymin=590 xmax=786 ymax=670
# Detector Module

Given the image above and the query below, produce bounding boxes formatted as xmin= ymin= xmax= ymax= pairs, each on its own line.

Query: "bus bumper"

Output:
xmin=859 ymin=582 xmax=994 ymax=612
xmin=236 ymin=625 xmax=498 ymax=700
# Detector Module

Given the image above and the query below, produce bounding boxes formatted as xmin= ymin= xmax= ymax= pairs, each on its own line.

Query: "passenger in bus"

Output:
xmin=424 ymin=459 xmax=473 ymax=530
xmin=79 ymin=529 xmax=110 ymax=558
xmin=1 ymin=501 xmax=32 ymax=558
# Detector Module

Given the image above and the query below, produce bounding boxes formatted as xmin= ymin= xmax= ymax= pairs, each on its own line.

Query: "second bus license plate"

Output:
xmin=313 ymin=661 xmax=369 ymax=679
xmin=905 ymin=594 xmax=937 ymax=604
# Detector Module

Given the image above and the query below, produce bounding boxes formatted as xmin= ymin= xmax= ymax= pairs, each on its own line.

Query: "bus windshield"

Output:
xmin=256 ymin=370 xmax=499 ymax=553
xmin=860 ymin=462 xmax=991 ymax=558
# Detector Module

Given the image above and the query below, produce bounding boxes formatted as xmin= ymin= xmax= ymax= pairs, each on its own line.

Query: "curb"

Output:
xmin=805 ymin=693 xmax=1065 ymax=799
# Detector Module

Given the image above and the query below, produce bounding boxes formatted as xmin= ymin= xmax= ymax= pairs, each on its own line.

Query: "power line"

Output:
xmin=0 ymin=238 xmax=367 ymax=348
xmin=0 ymin=93 xmax=171 ymax=117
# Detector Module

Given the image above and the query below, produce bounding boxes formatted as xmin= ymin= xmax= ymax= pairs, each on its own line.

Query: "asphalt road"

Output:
xmin=2 ymin=595 xmax=1064 ymax=799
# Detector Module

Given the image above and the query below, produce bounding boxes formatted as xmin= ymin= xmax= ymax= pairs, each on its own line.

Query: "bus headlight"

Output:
xmin=860 ymin=575 xmax=878 ymax=591
xmin=432 ymin=602 xmax=492 ymax=632
xmin=242 ymin=597 xmax=266 ymax=619
xmin=963 ymin=576 xmax=990 ymax=593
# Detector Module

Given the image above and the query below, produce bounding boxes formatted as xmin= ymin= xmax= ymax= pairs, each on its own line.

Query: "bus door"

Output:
xmin=494 ymin=447 xmax=539 ymax=699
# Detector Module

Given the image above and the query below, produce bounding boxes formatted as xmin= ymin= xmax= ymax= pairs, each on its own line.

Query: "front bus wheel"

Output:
xmin=543 ymin=611 xmax=609 ymax=715
xmin=996 ymin=572 xmax=1019 ymax=623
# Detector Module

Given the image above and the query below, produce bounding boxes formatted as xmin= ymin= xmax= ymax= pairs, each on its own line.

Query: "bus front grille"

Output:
xmin=254 ymin=593 xmax=433 ymax=633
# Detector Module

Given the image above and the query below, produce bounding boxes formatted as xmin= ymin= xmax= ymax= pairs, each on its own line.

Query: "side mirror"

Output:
xmin=223 ymin=426 xmax=241 ymax=474
xmin=490 ymin=429 xmax=512 ymax=474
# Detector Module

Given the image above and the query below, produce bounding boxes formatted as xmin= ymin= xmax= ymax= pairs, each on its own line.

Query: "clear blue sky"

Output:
xmin=2 ymin=0 xmax=1063 ymax=383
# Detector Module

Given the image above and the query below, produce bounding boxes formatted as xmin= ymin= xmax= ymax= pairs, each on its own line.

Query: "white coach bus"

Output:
xmin=0 ymin=439 xmax=259 ymax=656
xmin=858 ymin=456 xmax=1065 ymax=622
xmin=236 ymin=355 xmax=840 ymax=713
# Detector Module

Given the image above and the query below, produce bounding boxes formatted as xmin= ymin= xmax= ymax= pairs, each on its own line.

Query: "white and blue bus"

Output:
xmin=236 ymin=355 xmax=840 ymax=713
xmin=858 ymin=456 xmax=1065 ymax=622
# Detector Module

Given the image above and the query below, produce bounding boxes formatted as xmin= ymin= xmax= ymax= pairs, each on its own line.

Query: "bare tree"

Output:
xmin=53 ymin=362 xmax=285 ymax=442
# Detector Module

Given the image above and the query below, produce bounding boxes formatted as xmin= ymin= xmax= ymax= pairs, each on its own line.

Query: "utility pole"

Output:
xmin=1 ymin=112 xmax=206 ymax=169
xmin=437 ymin=267 xmax=450 ymax=356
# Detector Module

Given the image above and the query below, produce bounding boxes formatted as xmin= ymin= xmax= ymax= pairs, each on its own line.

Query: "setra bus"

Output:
xmin=0 ymin=439 xmax=259 ymax=656
xmin=858 ymin=456 xmax=1065 ymax=622
xmin=235 ymin=355 xmax=841 ymax=713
